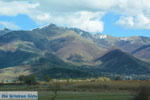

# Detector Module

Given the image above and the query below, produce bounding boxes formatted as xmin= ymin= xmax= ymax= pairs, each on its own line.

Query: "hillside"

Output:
xmin=0 ymin=28 xmax=11 ymax=36
xmin=0 ymin=24 xmax=106 ymax=68
xmin=132 ymin=45 xmax=150 ymax=59
xmin=95 ymin=49 xmax=150 ymax=74
xmin=0 ymin=24 xmax=150 ymax=80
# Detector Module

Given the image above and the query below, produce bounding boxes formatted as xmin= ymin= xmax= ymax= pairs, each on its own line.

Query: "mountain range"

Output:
xmin=0 ymin=24 xmax=150 ymax=80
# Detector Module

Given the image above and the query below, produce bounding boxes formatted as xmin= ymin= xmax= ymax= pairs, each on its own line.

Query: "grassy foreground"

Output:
xmin=1 ymin=80 xmax=150 ymax=100
xmin=39 ymin=91 xmax=134 ymax=100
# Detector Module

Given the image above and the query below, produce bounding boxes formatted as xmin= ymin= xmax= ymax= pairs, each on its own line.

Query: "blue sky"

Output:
xmin=0 ymin=0 xmax=150 ymax=37
xmin=102 ymin=13 xmax=150 ymax=37
xmin=0 ymin=14 xmax=37 ymax=30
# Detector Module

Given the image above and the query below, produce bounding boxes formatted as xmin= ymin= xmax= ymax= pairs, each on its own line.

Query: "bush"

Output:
xmin=18 ymin=75 xmax=25 ymax=82
xmin=115 ymin=76 xmax=121 ymax=80
xmin=24 ymin=75 xmax=37 ymax=85
xmin=45 ymin=75 xmax=52 ymax=82
xmin=134 ymin=86 xmax=150 ymax=100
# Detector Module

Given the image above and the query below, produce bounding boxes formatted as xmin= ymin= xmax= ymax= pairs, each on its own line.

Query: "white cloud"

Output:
xmin=0 ymin=0 xmax=150 ymax=32
xmin=47 ymin=11 xmax=104 ymax=32
xmin=116 ymin=16 xmax=134 ymax=28
xmin=0 ymin=21 xmax=21 ymax=30
xmin=0 ymin=1 xmax=39 ymax=16
xmin=135 ymin=14 xmax=150 ymax=29
xmin=27 ymin=0 xmax=150 ymax=16
xmin=0 ymin=1 xmax=52 ymax=26
xmin=33 ymin=0 xmax=150 ymax=30
xmin=116 ymin=14 xmax=150 ymax=29
xmin=71 ymin=12 xmax=104 ymax=33
xmin=27 ymin=12 xmax=51 ymax=25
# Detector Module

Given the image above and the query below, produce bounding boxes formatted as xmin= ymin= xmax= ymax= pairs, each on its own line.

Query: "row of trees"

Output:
xmin=18 ymin=74 xmax=122 ymax=85
xmin=18 ymin=75 xmax=37 ymax=85
xmin=18 ymin=75 xmax=52 ymax=85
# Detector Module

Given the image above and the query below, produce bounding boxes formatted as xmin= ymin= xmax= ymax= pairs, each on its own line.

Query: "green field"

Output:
xmin=39 ymin=91 xmax=134 ymax=100
xmin=0 ymin=80 xmax=150 ymax=100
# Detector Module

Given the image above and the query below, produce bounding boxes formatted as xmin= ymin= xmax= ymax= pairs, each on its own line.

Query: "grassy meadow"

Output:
xmin=39 ymin=91 xmax=134 ymax=100
xmin=0 ymin=80 xmax=150 ymax=100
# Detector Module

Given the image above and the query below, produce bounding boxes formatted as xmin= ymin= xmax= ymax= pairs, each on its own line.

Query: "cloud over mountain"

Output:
xmin=0 ymin=21 xmax=20 ymax=30
xmin=0 ymin=0 xmax=150 ymax=32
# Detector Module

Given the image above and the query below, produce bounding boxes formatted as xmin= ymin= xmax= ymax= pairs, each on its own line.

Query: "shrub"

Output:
xmin=115 ymin=76 xmax=121 ymax=80
xmin=134 ymin=86 xmax=150 ymax=100
xmin=45 ymin=75 xmax=52 ymax=82
xmin=18 ymin=75 xmax=25 ymax=82
xmin=24 ymin=75 xmax=37 ymax=85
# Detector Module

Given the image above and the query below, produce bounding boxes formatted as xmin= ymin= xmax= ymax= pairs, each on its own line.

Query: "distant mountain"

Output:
xmin=131 ymin=45 xmax=150 ymax=59
xmin=77 ymin=33 xmax=150 ymax=60
xmin=0 ymin=28 xmax=11 ymax=36
xmin=0 ymin=24 xmax=106 ymax=68
xmin=95 ymin=49 xmax=150 ymax=74
xmin=90 ymin=34 xmax=150 ymax=51
xmin=115 ymin=36 xmax=150 ymax=54
xmin=70 ymin=28 xmax=92 ymax=39
xmin=33 ymin=24 xmax=106 ymax=62
xmin=0 ymin=24 xmax=150 ymax=80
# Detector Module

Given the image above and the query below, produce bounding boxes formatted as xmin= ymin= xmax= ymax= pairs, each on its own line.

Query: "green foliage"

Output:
xmin=36 ymin=67 xmax=92 ymax=79
xmin=24 ymin=75 xmax=36 ymax=85
xmin=18 ymin=75 xmax=25 ymax=82
xmin=45 ymin=75 xmax=52 ymax=82
xmin=115 ymin=76 xmax=121 ymax=80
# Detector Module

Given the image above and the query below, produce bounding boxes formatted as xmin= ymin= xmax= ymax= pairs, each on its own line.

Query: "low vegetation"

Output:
xmin=0 ymin=75 xmax=150 ymax=100
xmin=134 ymin=86 xmax=150 ymax=100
